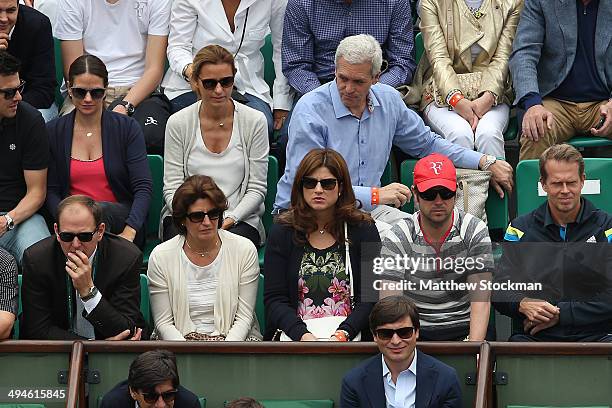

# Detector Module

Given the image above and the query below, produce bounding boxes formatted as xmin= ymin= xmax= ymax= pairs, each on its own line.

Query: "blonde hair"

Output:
xmin=539 ymin=144 xmax=585 ymax=181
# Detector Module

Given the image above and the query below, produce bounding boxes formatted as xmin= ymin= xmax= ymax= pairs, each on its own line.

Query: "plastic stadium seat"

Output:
xmin=415 ymin=32 xmax=424 ymax=64
xmin=259 ymin=401 xmax=333 ymax=408
xmin=0 ymin=404 xmax=47 ymax=407
xmin=140 ymin=274 xmax=151 ymax=328
xmin=143 ymin=154 xmax=164 ymax=267
xmin=259 ymin=156 xmax=279 ymax=268
xmin=13 ymin=275 xmax=22 ymax=339
xmin=400 ymin=159 xmax=509 ymax=231
xmin=504 ymin=115 xmax=518 ymax=141
xmin=516 ymin=158 xmax=612 ymax=216
xmin=199 ymin=397 xmax=206 ymax=408
xmin=507 ymin=406 xmax=609 ymax=408
xmin=567 ymin=136 xmax=612 ymax=148
xmin=53 ymin=37 xmax=63 ymax=107
xmin=255 ymin=274 xmax=265 ymax=333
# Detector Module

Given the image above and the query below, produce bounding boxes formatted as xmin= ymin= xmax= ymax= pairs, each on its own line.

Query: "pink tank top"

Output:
xmin=70 ymin=157 xmax=117 ymax=202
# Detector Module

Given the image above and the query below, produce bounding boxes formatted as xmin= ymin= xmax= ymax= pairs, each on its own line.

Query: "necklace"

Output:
xmin=185 ymin=239 xmax=220 ymax=257
xmin=319 ymin=229 xmax=326 ymax=235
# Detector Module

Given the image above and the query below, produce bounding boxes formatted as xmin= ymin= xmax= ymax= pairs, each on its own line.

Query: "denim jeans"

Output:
xmin=0 ymin=213 xmax=50 ymax=265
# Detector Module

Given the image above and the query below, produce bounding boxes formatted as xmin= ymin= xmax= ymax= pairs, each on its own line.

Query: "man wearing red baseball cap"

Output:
xmin=378 ymin=153 xmax=494 ymax=341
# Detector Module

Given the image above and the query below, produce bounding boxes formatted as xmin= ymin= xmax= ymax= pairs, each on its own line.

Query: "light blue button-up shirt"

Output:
xmin=382 ymin=352 xmax=417 ymax=408
xmin=274 ymin=81 xmax=483 ymax=211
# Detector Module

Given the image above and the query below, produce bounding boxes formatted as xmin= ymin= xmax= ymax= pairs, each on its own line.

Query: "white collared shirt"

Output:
xmin=77 ymin=248 xmax=102 ymax=314
xmin=382 ymin=352 xmax=417 ymax=408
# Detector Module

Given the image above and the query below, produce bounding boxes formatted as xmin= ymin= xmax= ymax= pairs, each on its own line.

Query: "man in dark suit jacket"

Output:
xmin=340 ymin=296 xmax=462 ymax=408
xmin=100 ymin=350 xmax=200 ymax=408
xmin=2 ymin=1 xmax=56 ymax=112
xmin=21 ymin=195 xmax=146 ymax=340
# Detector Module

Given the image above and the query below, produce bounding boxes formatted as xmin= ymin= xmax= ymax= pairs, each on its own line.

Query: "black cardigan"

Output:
xmin=263 ymin=221 xmax=381 ymax=341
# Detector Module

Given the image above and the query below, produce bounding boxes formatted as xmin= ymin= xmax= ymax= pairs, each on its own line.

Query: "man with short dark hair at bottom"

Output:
xmin=340 ymin=295 xmax=462 ymax=408
xmin=0 ymin=50 xmax=50 ymax=265
xmin=0 ymin=248 xmax=18 ymax=339
xmin=494 ymin=144 xmax=612 ymax=342
xmin=100 ymin=349 xmax=200 ymax=408
xmin=21 ymin=195 xmax=146 ymax=340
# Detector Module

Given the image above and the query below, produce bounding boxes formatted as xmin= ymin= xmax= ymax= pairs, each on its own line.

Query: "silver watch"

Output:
xmin=481 ymin=155 xmax=497 ymax=171
xmin=4 ymin=214 xmax=14 ymax=230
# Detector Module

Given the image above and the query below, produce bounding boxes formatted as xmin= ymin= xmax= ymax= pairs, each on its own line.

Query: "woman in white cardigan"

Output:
xmin=162 ymin=0 xmax=292 ymax=137
xmin=148 ymin=175 xmax=262 ymax=341
xmin=163 ymin=45 xmax=269 ymax=247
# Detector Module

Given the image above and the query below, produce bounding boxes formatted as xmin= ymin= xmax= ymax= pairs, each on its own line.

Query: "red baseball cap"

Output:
xmin=413 ymin=153 xmax=457 ymax=192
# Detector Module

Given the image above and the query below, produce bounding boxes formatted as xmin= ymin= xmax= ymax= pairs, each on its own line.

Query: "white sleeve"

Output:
xmin=225 ymin=244 xmax=260 ymax=341
xmin=81 ymin=290 xmax=102 ymax=314
xmin=270 ymin=0 xmax=293 ymax=110
xmin=147 ymin=0 xmax=171 ymax=36
xmin=54 ymin=0 xmax=85 ymax=40
xmin=167 ymin=0 xmax=198 ymax=76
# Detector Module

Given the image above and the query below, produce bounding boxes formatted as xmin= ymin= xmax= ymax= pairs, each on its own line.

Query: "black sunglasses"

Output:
xmin=70 ymin=87 xmax=106 ymax=100
xmin=141 ymin=389 xmax=178 ymax=404
xmin=418 ymin=187 xmax=456 ymax=201
xmin=58 ymin=226 xmax=100 ymax=243
xmin=187 ymin=209 xmax=223 ymax=223
xmin=0 ymin=80 xmax=25 ymax=100
xmin=302 ymin=177 xmax=338 ymax=190
xmin=200 ymin=76 xmax=234 ymax=90
xmin=375 ymin=326 xmax=415 ymax=340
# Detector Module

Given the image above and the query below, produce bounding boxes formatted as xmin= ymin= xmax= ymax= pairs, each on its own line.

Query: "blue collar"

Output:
xmin=329 ymin=80 xmax=381 ymax=120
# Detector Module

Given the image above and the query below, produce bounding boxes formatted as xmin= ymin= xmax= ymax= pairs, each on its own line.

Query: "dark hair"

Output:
xmin=539 ymin=143 xmax=585 ymax=182
xmin=128 ymin=350 xmax=179 ymax=393
xmin=172 ymin=175 xmax=229 ymax=233
xmin=0 ymin=51 xmax=21 ymax=76
xmin=68 ymin=54 xmax=109 ymax=88
xmin=278 ymin=148 xmax=372 ymax=244
xmin=226 ymin=397 xmax=264 ymax=408
xmin=369 ymin=295 xmax=420 ymax=334
xmin=56 ymin=195 xmax=103 ymax=229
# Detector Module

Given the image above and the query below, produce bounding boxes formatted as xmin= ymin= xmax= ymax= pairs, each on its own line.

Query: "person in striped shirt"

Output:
xmin=380 ymin=153 xmax=494 ymax=341
xmin=0 ymin=247 xmax=18 ymax=339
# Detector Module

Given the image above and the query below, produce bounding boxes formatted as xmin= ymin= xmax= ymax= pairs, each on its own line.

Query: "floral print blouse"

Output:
xmin=297 ymin=243 xmax=352 ymax=320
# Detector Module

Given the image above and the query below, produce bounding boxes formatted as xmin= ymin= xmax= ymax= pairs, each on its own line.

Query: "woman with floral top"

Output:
xmin=263 ymin=149 xmax=380 ymax=341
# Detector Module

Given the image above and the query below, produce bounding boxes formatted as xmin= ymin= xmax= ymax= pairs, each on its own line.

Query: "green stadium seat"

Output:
xmin=259 ymin=156 xmax=279 ymax=268
xmin=255 ymin=274 xmax=265 ymax=333
xmin=139 ymin=274 xmax=151 ymax=328
xmin=507 ymin=406 xmax=609 ymax=408
xmin=261 ymin=35 xmax=276 ymax=92
xmin=13 ymin=275 xmax=21 ymax=339
xmin=380 ymin=160 xmax=394 ymax=186
xmin=504 ymin=115 xmax=518 ymax=141
xmin=53 ymin=37 xmax=63 ymax=107
xmin=400 ymin=159 xmax=508 ymax=231
xmin=143 ymin=154 xmax=164 ymax=267
xmin=0 ymin=404 xmax=47 ymax=407
xmin=415 ymin=32 xmax=424 ymax=64
xmin=516 ymin=158 xmax=612 ymax=215
xmin=567 ymin=136 xmax=612 ymax=149
xmin=199 ymin=398 xmax=206 ymax=408
xmin=259 ymin=400 xmax=334 ymax=408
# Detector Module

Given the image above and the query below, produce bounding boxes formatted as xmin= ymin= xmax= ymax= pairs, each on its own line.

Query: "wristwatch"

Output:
xmin=4 ymin=213 xmax=14 ymax=230
xmin=481 ymin=154 xmax=497 ymax=171
xmin=79 ymin=286 xmax=99 ymax=302
xmin=118 ymin=100 xmax=135 ymax=116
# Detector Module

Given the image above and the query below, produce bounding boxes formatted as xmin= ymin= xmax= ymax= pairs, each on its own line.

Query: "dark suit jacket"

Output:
xmin=8 ymin=5 xmax=56 ymax=109
xmin=340 ymin=351 xmax=462 ymax=408
xmin=20 ymin=233 xmax=146 ymax=340
xmin=100 ymin=380 xmax=200 ymax=408
xmin=263 ymin=221 xmax=381 ymax=341
xmin=46 ymin=110 xmax=152 ymax=231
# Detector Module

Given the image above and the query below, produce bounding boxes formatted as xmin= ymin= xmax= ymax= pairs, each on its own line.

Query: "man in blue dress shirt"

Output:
xmin=274 ymin=34 xmax=514 ymax=213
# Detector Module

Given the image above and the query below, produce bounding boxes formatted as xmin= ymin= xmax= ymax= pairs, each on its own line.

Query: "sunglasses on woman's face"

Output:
xmin=186 ymin=209 xmax=223 ymax=223
xmin=418 ymin=187 xmax=456 ymax=201
xmin=140 ymin=389 xmax=178 ymax=404
xmin=374 ymin=326 xmax=415 ymax=340
xmin=200 ymin=76 xmax=234 ymax=90
xmin=302 ymin=177 xmax=338 ymax=190
xmin=70 ymin=87 xmax=106 ymax=100
xmin=0 ymin=80 xmax=25 ymax=100
xmin=57 ymin=227 xmax=100 ymax=243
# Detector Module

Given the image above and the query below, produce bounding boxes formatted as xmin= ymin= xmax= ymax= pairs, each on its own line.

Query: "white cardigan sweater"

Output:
xmin=162 ymin=101 xmax=269 ymax=243
xmin=147 ymin=230 xmax=262 ymax=341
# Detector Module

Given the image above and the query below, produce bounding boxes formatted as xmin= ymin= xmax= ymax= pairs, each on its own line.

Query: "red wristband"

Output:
xmin=449 ymin=92 xmax=464 ymax=108
xmin=333 ymin=330 xmax=349 ymax=342
xmin=371 ymin=187 xmax=379 ymax=206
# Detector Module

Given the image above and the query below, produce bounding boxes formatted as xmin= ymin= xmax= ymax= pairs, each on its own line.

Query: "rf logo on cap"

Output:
xmin=430 ymin=161 xmax=443 ymax=175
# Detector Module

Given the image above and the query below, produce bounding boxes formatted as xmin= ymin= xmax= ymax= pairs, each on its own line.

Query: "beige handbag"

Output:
xmin=455 ymin=169 xmax=491 ymax=223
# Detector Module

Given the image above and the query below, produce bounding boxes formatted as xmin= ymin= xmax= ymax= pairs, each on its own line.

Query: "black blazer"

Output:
xmin=340 ymin=351 xmax=463 ymax=408
xmin=100 ymin=380 xmax=200 ymax=408
xmin=21 ymin=233 xmax=146 ymax=340
xmin=263 ymin=221 xmax=380 ymax=341
xmin=46 ymin=110 xmax=152 ymax=231
xmin=8 ymin=5 xmax=56 ymax=109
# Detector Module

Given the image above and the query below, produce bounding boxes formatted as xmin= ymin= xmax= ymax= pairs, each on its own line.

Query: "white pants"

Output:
xmin=424 ymin=103 xmax=509 ymax=159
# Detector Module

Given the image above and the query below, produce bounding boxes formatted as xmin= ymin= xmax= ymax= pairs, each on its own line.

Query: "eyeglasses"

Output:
xmin=418 ymin=187 xmax=456 ymax=201
xmin=200 ymin=76 xmax=234 ymax=90
xmin=375 ymin=326 xmax=415 ymax=340
xmin=70 ymin=87 xmax=106 ymax=100
xmin=302 ymin=177 xmax=338 ymax=190
xmin=0 ymin=80 xmax=25 ymax=100
xmin=140 ymin=389 xmax=179 ymax=404
xmin=186 ymin=209 xmax=223 ymax=223
xmin=57 ymin=227 xmax=100 ymax=243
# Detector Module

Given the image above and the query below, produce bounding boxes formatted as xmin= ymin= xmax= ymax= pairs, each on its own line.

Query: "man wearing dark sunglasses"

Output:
xmin=0 ymin=50 xmax=51 ymax=266
xmin=341 ymin=296 xmax=462 ymax=408
xmin=378 ymin=154 xmax=493 ymax=342
xmin=21 ymin=195 xmax=146 ymax=341
xmin=101 ymin=350 xmax=199 ymax=408
xmin=1 ymin=0 xmax=56 ymax=121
